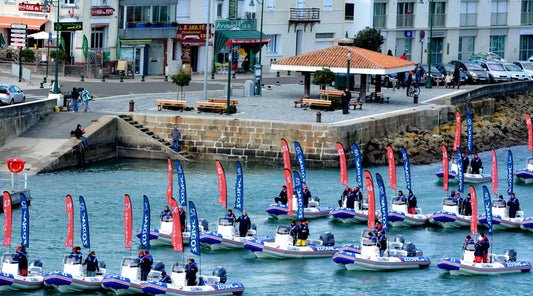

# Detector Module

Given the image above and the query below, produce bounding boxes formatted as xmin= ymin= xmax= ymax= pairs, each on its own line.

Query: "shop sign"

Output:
xmin=215 ymin=20 xmax=257 ymax=31
xmin=19 ymin=3 xmax=50 ymax=12
xmin=54 ymin=22 xmax=83 ymax=31
xmin=92 ymin=8 xmax=114 ymax=16
xmin=176 ymin=24 xmax=212 ymax=42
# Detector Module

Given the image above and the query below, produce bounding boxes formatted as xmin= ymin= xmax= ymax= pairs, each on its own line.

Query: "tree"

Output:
xmin=312 ymin=68 xmax=335 ymax=92
xmin=171 ymin=71 xmax=192 ymax=100
xmin=353 ymin=27 xmax=384 ymax=52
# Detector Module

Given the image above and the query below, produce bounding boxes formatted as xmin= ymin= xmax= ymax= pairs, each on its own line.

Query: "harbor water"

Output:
xmin=3 ymin=145 xmax=533 ymax=295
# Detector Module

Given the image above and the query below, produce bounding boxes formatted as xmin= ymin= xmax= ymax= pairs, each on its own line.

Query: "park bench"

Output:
xmin=294 ymin=97 xmax=310 ymax=108
xmin=208 ymin=98 xmax=239 ymax=106
xmin=301 ymin=98 xmax=331 ymax=109
xmin=196 ymin=101 xmax=226 ymax=113
xmin=349 ymin=99 xmax=363 ymax=110
xmin=318 ymin=89 xmax=344 ymax=98
xmin=367 ymin=92 xmax=390 ymax=104
xmin=156 ymin=99 xmax=186 ymax=111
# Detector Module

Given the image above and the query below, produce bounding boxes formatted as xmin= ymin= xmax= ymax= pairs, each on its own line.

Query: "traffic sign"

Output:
xmin=11 ymin=24 xmax=27 ymax=29
xmin=11 ymin=29 xmax=27 ymax=34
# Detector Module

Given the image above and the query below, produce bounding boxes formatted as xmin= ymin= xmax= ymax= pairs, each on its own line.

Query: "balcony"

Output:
xmin=119 ymin=22 xmax=179 ymax=39
xmin=288 ymin=8 xmax=320 ymax=31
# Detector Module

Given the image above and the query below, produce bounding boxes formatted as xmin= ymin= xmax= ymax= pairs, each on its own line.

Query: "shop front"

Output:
xmin=175 ymin=23 xmax=212 ymax=74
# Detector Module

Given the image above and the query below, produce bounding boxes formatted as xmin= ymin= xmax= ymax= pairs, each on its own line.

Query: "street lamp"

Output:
xmin=226 ymin=47 xmax=233 ymax=116
xmin=425 ymin=0 xmax=434 ymax=89
xmin=42 ymin=0 xmax=60 ymax=94
xmin=346 ymin=51 xmax=351 ymax=90
xmin=250 ymin=0 xmax=264 ymax=96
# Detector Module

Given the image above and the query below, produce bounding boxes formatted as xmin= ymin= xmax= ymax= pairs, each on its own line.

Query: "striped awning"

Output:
xmin=0 ymin=16 xmax=48 ymax=30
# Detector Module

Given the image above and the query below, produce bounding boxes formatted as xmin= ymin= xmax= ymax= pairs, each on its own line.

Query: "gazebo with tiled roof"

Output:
xmin=271 ymin=46 xmax=415 ymax=98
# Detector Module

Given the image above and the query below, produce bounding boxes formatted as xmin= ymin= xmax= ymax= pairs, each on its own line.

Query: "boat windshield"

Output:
xmin=464 ymin=242 xmax=475 ymax=251
xmin=2 ymin=254 xmax=18 ymax=264
xmin=172 ymin=263 xmax=185 ymax=273
xmin=161 ymin=215 xmax=173 ymax=222
xmin=492 ymin=199 xmax=506 ymax=208
xmin=64 ymin=254 xmax=82 ymax=264
xmin=218 ymin=218 xmax=234 ymax=226
xmin=392 ymin=198 xmax=406 ymax=205
xmin=443 ymin=198 xmax=457 ymax=206
xmin=361 ymin=230 xmax=377 ymax=246
xmin=276 ymin=226 xmax=290 ymax=235
xmin=122 ymin=257 xmax=139 ymax=267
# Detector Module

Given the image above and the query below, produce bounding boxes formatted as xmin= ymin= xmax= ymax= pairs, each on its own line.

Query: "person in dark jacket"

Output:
xmin=71 ymin=246 xmax=83 ymax=263
xmin=474 ymin=238 xmax=484 ymax=263
xmin=296 ymin=219 xmax=309 ymax=246
xmin=289 ymin=220 xmax=299 ymax=246
xmin=16 ymin=245 xmax=28 ymax=276
xmin=341 ymin=88 xmax=351 ymax=114
xmin=407 ymin=191 xmax=417 ymax=214
xmin=225 ymin=209 xmax=236 ymax=221
xmin=414 ymin=63 xmax=425 ymax=88
xmin=71 ymin=87 xmax=80 ymax=112
xmin=139 ymin=250 xmax=153 ymax=281
xmin=377 ymin=231 xmax=387 ymax=257
xmin=178 ymin=206 xmax=186 ymax=231
xmin=448 ymin=190 xmax=456 ymax=200
xmin=454 ymin=192 xmax=464 ymax=214
xmin=235 ymin=211 xmax=252 ymax=237
xmin=353 ymin=187 xmax=363 ymax=210
xmin=394 ymin=190 xmax=407 ymax=203
xmin=302 ymin=186 xmax=311 ymax=208
xmin=159 ymin=271 xmax=172 ymax=283
xmin=74 ymin=124 xmax=88 ymax=148
xmin=508 ymin=193 xmax=520 ymax=218
xmin=462 ymin=152 xmax=469 ymax=173
xmin=275 ymin=185 xmax=288 ymax=205
xmin=479 ymin=233 xmax=490 ymax=263
xmin=339 ymin=187 xmax=349 ymax=207
xmin=463 ymin=235 xmax=474 ymax=251
xmin=471 ymin=154 xmax=482 ymax=174
xmin=160 ymin=206 xmax=172 ymax=221
xmin=406 ymin=71 xmax=413 ymax=96
xmin=463 ymin=193 xmax=472 ymax=216
xmin=83 ymin=251 xmax=100 ymax=277
xmin=346 ymin=188 xmax=356 ymax=209
xmin=452 ymin=64 xmax=461 ymax=89
xmin=185 ymin=258 xmax=198 ymax=286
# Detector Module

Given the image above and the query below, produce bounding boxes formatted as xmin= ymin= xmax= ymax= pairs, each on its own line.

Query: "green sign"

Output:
xmin=54 ymin=22 xmax=83 ymax=31
xmin=228 ymin=0 xmax=238 ymax=20
xmin=82 ymin=35 xmax=88 ymax=58
xmin=215 ymin=20 xmax=257 ymax=31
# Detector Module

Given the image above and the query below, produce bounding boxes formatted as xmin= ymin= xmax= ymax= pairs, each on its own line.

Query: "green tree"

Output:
xmin=312 ymin=68 xmax=335 ymax=92
xmin=171 ymin=71 xmax=192 ymax=100
xmin=353 ymin=27 xmax=384 ymax=52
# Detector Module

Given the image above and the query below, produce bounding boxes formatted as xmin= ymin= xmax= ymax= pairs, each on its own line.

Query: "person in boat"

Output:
xmin=339 ymin=187 xmax=349 ymax=207
xmin=463 ymin=235 xmax=474 ymax=251
xmin=374 ymin=222 xmax=384 ymax=236
xmin=497 ymin=195 xmax=506 ymax=207
xmin=235 ymin=210 xmax=252 ymax=237
xmin=394 ymin=190 xmax=407 ymax=203
xmin=354 ymin=187 xmax=364 ymax=210
xmin=463 ymin=193 xmax=472 ymax=216
xmin=377 ymin=231 xmax=387 ymax=257
xmin=471 ymin=154 xmax=482 ymax=174
xmin=479 ymin=233 xmax=490 ymax=263
xmin=275 ymin=185 xmax=288 ymax=205
xmin=71 ymin=246 xmax=83 ymax=263
xmin=302 ymin=185 xmax=311 ymax=208
xmin=508 ymin=193 xmax=520 ymax=218
xmin=474 ymin=236 xmax=484 ymax=263
xmin=448 ymin=190 xmax=456 ymax=200
xmin=225 ymin=209 xmax=236 ymax=222
xmin=296 ymin=219 xmax=310 ymax=246
xmin=346 ymin=188 xmax=356 ymax=209
xmin=160 ymin=206 xmax=173 ymax=221
xmin=185 ymin=258 xmax=198 ymax=286
xmin=83 ymin=251 xmax=100 ymax=277
xmin=160 ymin=271 xmax=172 ymax=283
xmin=407 ymin=191 xmax=417 ymax=214
xmin=462 ymin=152 xmax=469 ymax=174
xmin=290 ymin=220 xmax=299 ymax=246
xmin=15 ymin=245 xmax=28 ymax=276
xmin=140 ymin=250 xmax=153 ymax=281
xmin=178 ymin=206 xmax=186 ymax=231
xmin=453 ymin=192 xmax=464 ymax=214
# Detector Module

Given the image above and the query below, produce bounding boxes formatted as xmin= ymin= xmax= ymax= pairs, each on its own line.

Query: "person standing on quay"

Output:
xmin=341 ymin=88 xmax=351 ymax=114
xmin=171 ymin=127 xmax=181 ymax=152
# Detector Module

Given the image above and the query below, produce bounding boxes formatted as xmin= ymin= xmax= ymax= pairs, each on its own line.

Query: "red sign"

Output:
xmin=92 ymin=8 xmax=114 ymax=16
xmin=19 ymin=3 xmax=50 ymax=12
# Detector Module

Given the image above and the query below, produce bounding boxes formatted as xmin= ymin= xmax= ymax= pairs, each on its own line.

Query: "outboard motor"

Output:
xmin=28 ymin=259 xmax=43 ymax=275
xmin=212 ymin=266 xmax=227 ymax=283
xmin=153 ymin=261 xmax=165 ymax=271
xmin=504 ymin=249 xmax=517 ymax=262
xmin=319 ymin=232 xmax=335 ymax=246
xmin=393 ymin=235 xmax=405 ymax=245
xmin=403 ymin=242 xmax=416 ymax=257
xmin=200 ymin=218 xmax=209 ymax=231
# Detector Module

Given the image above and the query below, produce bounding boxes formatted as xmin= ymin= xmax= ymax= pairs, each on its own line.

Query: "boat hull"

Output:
xmin=479 ymin=215 xmax=522 ymax=230
xmin=338 ymin=245 xmax=424 ymax=257
xmin=243 ymin=240 xmax=340 ymax=259
xmin=329 ymin=208 xmax=369 ymax=223
xmin=0 ymin=272 xmax=43 ymax=291
xmin=428 ymin=211 xmax=471 ymax=228
xmin=43 ymin=272 xmax=103 ymax=293
xmin=521 ymin=217 xmax=533 ymax=232
xmin=200 ymin=232 xmax=274 ymax=250
xmin=437 ymin=258 xmax=532 ymax=275
xmin=436 ymin=170 xmax=491 ymax=184
xmin=265 ymin=204 xmax=332 ymax=219
xmin=388 ymin=212 xmax=428 ymax=227
xmin=135 ymin=229 xmax=190 ymax=246
xmin=514 ymin=170 xmax=533 ymax=183
xmin=142 ymin=281 xmax=245 ymax=295
xmin=332 ymin=251 xmax=431 ymax=271
xmin=101 ymin=274 xmax=143 ymax=295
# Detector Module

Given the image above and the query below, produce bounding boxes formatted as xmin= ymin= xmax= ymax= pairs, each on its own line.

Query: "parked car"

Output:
xmin=434 ymin=63 xmax=469 ymax=84
xmin=477 ymin=61 xmax=511 ymax=83
xmin=0 ymin=84 xmax=25 ymax=105
xmin=450 ymin=60 xmax=490 ymax=84
xmin=502 ymin=63 xmax=529 ymax=81
xmin=468 ymin=52 xmax=506 ymax=63
xmin=421 ymin=64 xmax=445 ymax=86
xmin=513 ymin=61 xmax=533 ymax=79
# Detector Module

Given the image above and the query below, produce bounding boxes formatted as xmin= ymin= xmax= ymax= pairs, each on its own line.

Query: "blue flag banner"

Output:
xmin=482 ymin=186 xmax=493 ymax=235
xmin=375 ymin=173 xmax=388 ymax=233
xmin=235 ymin=161 xmax=244 ymax=211
xmin=188 ymin=201 xmax=200 ymax=256
xmin=352 ymin=144 xmax=363 ymax=188
xmin=507 ymin=150 xmax=513 ymax=196
xmin=79 ymin=196 xmax=90 ymax=249
xmin=175 ymin=160 xmax=187 ymax=206
xmin=294 ymin=141 xmax=307 ymax=185
xmin=293 ymin=171 xmax=304 ymax=220
xmin=467 ymin=114 xmax=473 ymax=154
xmin=141 ymin=195 xmax=150 ymax=250
xmin=400 ymin=147 xmax=411 ymax=191
xmin=457 ymin=148 xmax=464 ymax=193
xmin=20 ymin=193 xmax=29 ymax=247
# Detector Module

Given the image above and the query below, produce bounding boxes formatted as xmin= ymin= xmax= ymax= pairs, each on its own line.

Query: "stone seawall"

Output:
xmin=0 ymin=98 xmax=56 ymax=146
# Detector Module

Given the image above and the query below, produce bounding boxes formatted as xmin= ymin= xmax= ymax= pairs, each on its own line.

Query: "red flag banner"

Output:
xmin=171 ymin=198 xmax=183 ymax=252
xmin=167 ymin=158 xmax=173 ymax=205
xmin=281 ymin=138 xmax=292 ymax=171
xmin=527 ymin=114 xmax=533 ymax=152
xmin=491 ymin=150 xmax=498 ymax=195
xmin=365 ymin=171 xmax=375 ymax=229
xmin=387 ymin=146 xmax=397 ymax=191
xmin=124 ymin=194 xmax=132 ymax=249
xmin=442 ymin=145 xmax=449 ymax=192
xmin=284 ymin=168 xmax=294 ymax=218
xmin=454 ymin=112 xmax=461 ymax=151
xmin=337 ymin=142 xmax=348 ymax=187
xmin=470 ymin=186 xmax=477 ymax=237
xmin=3 ymin=192 xmax=12 ymax=247
xmin=65 ymin=195 xmax=74 ymax=247
xmin=216 ymin=160 xmax=227 ymax=208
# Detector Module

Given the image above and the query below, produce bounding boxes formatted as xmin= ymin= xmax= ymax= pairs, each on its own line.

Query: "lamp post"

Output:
xmin=43 ymin=0 xmax=60 ymax=94
xmin=250 ymin=0 xmax=264 ymax=96
xmin=346 ymin=51 xmax=351 ymax=90
xmin=226 ymin=47 xmax=233 ymax=116
xmin=425 ymin=0 xmax=433 ymax=89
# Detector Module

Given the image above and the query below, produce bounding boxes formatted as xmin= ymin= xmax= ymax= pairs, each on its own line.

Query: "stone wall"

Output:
xmin=0 ymin=98 xmax=56 ymax=146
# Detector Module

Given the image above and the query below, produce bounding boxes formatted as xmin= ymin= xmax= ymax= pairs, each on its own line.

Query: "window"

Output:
xmin=152 ymin=6 xmax=176 ymax=23
xmin=490 ymin=35 xmax=505 ymax=58
xmin=345 ymin=3 xmax=354 ymax=21
xmin=396 ymin=38 xmax=412 ymax=61
xmin=266 ymin=0 xmax=276 ymax=12
xmin=91 ymin=27 xmax=105 ymax=50
xmin=460 ymin=1 xmax=477 ymax=27
xmin=177 ymin=0 xmax=190 ymax=18
xmin=324 ymin=0 xmax=332 ymax=11
xmin=520 ymin=35 xmax=533 ymax=60
xmin=373 ymin=3 xmax=386 ymax=29
xmin=315 ymin=33 xmax=334 ymax=39
xmin=491 ymin=0 xmax=507 ymax=26
xmin=432 ymin=2 xmax=446 ymax=27
xmin=397 ymin=2 xmax=414 ymax=28
xmin=522 ymin=0 xmax=533 ymax=25
xmin=126 ymin=6 xmax=150 ymax=23
xmin=458 ymin=36 xmax=475 ymax=60
xmin=91 ymin=0 xmax=108 ymax=6
xmin=64 ymin=0 xmax=75 ymax=5
xmin=266 ymin=34 xmax=281 ymax=54
xmin=217 ymin=1 xmax=223 ymax=18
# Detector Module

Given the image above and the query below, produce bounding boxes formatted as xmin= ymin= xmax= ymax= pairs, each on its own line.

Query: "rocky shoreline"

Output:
xmin=363 ymin=93 xmax=533 ymax=166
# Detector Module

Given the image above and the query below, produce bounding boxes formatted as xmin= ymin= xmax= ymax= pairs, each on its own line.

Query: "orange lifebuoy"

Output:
xmin=6 ymin=158 xmax=25 ymax=173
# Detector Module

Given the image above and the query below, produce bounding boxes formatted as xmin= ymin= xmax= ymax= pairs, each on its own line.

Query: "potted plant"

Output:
xmin=128 ymin=22 xmax=136 ymax=28
xmin=157 ymin=21 xmax=166 ymax=27
xmin=171 ymin=21 xmax=179 ymax=27
xmin=146 ymin=22 xmax=153 ymax=27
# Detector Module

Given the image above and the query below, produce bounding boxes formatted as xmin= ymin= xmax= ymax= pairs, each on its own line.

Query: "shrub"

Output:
xmin=171 ymin=21 xmax=179 ymax=27
xmin=50 ymin=49 xmax=67 ymax=60
xmin=146 ymin=22 xmax=153 ymax=27
xmin=327 ymin=97 xmax=341 ymax=111
xmin=21 ymin=49 xmax=35 ymax=62
xmin=157 ymin=21 xmax=166 ymax=26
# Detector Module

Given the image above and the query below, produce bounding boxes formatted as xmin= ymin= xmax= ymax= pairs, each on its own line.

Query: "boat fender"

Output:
xmin=212 ymin=266 xmax=227 ymax=283
xmin=200 ymin=218 xmax=209 ymax=231
xmin=320 ymin=232 xmax=335 ymax=246
xmin=403 ymin=242 xmax=417 ymax=257
xmin=504 ymin=249 xmax=517 ymax=262
xmin=153 ymin=261 xmax=165 ymax=271
xmin=99 ymin=261 xmax=107 ymax=269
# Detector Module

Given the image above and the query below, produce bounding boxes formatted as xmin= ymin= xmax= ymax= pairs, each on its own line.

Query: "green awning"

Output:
xmin=121 ymin=39 xmax=152 ymax=45
xmin=214 ymin=30 xmax=271 ymax=54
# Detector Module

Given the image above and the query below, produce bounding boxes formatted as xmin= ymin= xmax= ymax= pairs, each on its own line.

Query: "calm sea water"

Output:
xmin=3 ymin=145 xmax=533 ymax=296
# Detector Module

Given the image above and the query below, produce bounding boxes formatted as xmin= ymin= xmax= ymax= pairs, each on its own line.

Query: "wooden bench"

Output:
xmin=156 ymin=99 xmax=186 ymax=111
xmin=196 ymin=101 xmax=226 ymax=113
xmin=349 ymin=99 xmax=363 ymax=110
xmin=318 ymin=89 xmax=344 ymax=98
xmin=367 ymin=92 xmax=390 ymax=104
xmin=294 ymin=97 xmax=310 ymax=108
xmin=302 ymin=98 xmax=331 ymax=109
xmin=208 ymin=98 xmax=239 ymax=106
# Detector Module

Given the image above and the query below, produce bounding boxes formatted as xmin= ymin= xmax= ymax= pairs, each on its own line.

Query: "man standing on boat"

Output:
xmin=296 ymin=219 xmax=310 ymax=246
xmin=463 ymin=235 xmax=474 ymax=251
xmin=453 ymin=192 xmax=463 ymax=214
xmin=407 ymin=191 xmax=417 ymax=214
xmin=354 ymin=187 xmax=363 ymax=210
xmin=395 ymin=191 xmax=407 ymax=203
xmin=497 ymin=195 xmax=507 ymax=207
xmin=346 ymin=189 xmax=356 ymax=209
xmin=83 ymin=251 xmax=100 ymax=277
xmin=225 ymin=209 xmax=236 ymax=221
xmin=140 ymin=250 xmax=153 ymax=281
xmin=16 ymin=246 xmax=28 ymax=276
xmin=462 ymin=153 xmax=470 ymax=173
xmin=186 ymin=258 xmax=198 ymax=286
xmin=178 ymin=206 xmax=186 ymax=231
xmin=471 ymin=154 xmax=482 ymax=174
xmin=474 ymin=237 xmax=484 ymax=263
xmin=235 ymin=211 xmax=252 ymax=237
xmin=290 ymin=221 xmax=299 ymax=246
xmin=479 ymin=233 xmax=490 ymax=263
xmin=463 ymin=194 xmax=472 ymax=216
xmin=508 ymin=193 xmax=520 ymax=218
xmin=275 ymin=185 xmax=288 ymax=205
xmin=160 ymin=206 xmax=172 ymax=221
xmin=377 ymin=231 xmax=387 ymax=257
xmin=302 ymin=185 xmax=311 ymax=208
xmin=71 ymin=246 xmax=83 ymax=263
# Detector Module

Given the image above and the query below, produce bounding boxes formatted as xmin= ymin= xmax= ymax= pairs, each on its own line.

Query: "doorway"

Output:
xmin=148 ymin=41 xmax=164 ymax=75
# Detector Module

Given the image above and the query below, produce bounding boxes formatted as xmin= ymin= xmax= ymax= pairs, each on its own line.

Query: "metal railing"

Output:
xmin=0 ymin=170 xmax=28 ymax=191
xmin=289 ymin=8 xmax=320 ymax=21
xmin=522 ymin=12 xmax=533 ymax=25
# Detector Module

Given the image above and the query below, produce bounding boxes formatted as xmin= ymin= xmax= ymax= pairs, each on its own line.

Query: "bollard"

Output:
xmin=287 ymin=71 xmax=291 ymax=76
xmin=141 ymin=75 xmax=145 ymax=82
xmin=40 ymin=82 xmax=43 ymax=88
xmin=129 ymin=100 xmax=135 ymax=112
xmin=81 ymin=75 xmax=84 ymax=82
xmin=211 ymin=72 xmax=215 ymax=80
xmin=316 ymin=111 xmax=321 ymax=123
xmin=101 ymin=75 xmax=106 ymax=82
xmin=43 ymin=77 xmax=47 ymax=83
xmin=276 ymin=71 xmax=280 ymax=77
xmin=413 ymin=94 xmax=418 ymax=104
xmin=232 ymin=71 xmax=236 ymax=79
xmin=120 ymin=75 xmax=124 ymax=82
xmin=436 ymin=78 xmax=439 ymax=87
xmin=392 ymin=81 xmax=396 ymax=92
xmin=165 ymin=75 xmax=168 ymax=82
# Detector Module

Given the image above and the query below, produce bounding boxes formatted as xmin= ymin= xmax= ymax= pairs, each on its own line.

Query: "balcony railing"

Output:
xmin=522 ymin=12 xmax=533 ymax=25
xmin=460 ymin=13 xmax=477 ymax=27
xmin=289 ymin=8 xmax=320 ymax=22
xmin=373 ymin=15 xmax=386 ymax=29
xmin=432 ymin=13 xmax=446 ymax=27
xmin=491 ymin=12 xmax=507 ymax=26
xmin=396 ymin=14 xmax=413 ymax=28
